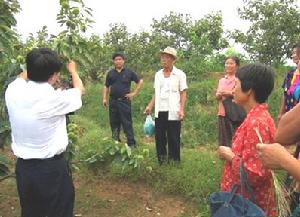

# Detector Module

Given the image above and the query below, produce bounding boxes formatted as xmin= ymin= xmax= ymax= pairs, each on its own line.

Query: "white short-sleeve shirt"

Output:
xmin=154 ymin=66 xmax=188 ymax=120
xmin=158 ymin=77 xmax=171 ymax=111
xmin=5 ymin=78 xmax=82 ymax=159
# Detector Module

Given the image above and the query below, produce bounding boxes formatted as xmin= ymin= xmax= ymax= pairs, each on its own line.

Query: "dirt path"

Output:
xmin=0 ymin=172 xmax=198 ymax=217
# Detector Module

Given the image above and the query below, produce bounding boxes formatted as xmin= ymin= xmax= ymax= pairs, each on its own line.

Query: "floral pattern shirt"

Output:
xmin=282 ymin=68 xmax=298 ymax=112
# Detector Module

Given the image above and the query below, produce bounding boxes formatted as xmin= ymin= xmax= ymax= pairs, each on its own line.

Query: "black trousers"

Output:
xmin=218 ymin=116 xmax=234 ymax=147
xmin=15 ymin=155 xmax=74 ymax=217
xmin=109 ymin=98 xmax=136 ymax=146
xmin=155 ymin=112 xmax=181 ymax=163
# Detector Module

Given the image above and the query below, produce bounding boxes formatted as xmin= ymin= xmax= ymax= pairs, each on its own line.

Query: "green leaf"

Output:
xmin=128 ymin=159 xmax=135 ymax=165
xmin=134 ymin=161 xmax=138 ymax=168
xmin=0 ymin=163 xmax=9 ymax=176
xmin=109 ymin=149 xmax=116 ymax=156
xmin=142 ymin=149 xmax=150 ymax=156
xmin=0 ymin=155 xmax=9 ymax=165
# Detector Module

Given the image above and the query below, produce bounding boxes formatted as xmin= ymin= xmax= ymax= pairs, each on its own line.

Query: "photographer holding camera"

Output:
xmin=5 ymin=48 xmax=84 ymax=217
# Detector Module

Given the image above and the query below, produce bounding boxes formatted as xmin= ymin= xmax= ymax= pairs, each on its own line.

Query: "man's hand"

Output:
xmin=256 ymin=143 xmax=290 ymax=170
xmin=144 ymin=105 xmax=153 ymax=115
xmin=102 ymin=98 xmax=107 ymax=108
xmin=125 ymin=92 xmax=136 ymax=100
xmin=178 ymin=108 xmax=185 ymax=120
xmin=67 ymin=60 xmax=77 ymax=74
xmin=65 ymin=60 xmax=85 ymax=95
xmin=218 ymin=146 xmax=235 ymax=162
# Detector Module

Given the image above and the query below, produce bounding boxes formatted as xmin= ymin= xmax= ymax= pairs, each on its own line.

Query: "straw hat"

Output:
xmin=160 ymin=47 xmax=177 ymax=59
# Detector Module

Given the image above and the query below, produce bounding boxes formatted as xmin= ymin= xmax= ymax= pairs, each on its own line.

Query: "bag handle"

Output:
xmin=226 ymin=184 xmax=239 ymax=204
xmin=239 ymin=162 xmax=256 ymax=203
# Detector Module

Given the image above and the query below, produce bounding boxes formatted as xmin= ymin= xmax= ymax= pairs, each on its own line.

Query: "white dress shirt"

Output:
xmin=158 ymin=77 xmax=171 ymax=111
xmin=154 ymin=66 xmax=188 ymax=120
xmin=5 ymin=78 xmax=82 ymax=159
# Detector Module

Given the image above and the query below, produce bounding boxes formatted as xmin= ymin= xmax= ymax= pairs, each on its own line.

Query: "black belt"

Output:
xmin=110 ymin=96 xmax=128 ymax=101
xmin=18 ymin=152 xmax=64 ymax=162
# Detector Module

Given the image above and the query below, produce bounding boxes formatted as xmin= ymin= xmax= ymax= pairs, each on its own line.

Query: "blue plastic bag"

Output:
xmin=143 ymin=115 xmax=155 ymax=136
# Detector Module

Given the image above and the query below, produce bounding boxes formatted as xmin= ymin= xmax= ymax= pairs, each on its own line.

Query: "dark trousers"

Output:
xmin=155 ymin=112 xmax=181 ymax=163
xmin=109 ymin=98 xmax=136 ymax=146
xmin=218 ymin=116 xmax=234 ymax=147
xmin=15 ymin=155 xmax=74 ymax=217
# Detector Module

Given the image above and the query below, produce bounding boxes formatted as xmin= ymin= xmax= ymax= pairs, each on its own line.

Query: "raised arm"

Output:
xmin=67 ymin=60 xmax=85 ymax=95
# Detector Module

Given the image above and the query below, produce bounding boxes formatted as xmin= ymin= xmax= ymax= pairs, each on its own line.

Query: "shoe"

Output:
xmin=158 ymin=155 xmax=167 ymax=165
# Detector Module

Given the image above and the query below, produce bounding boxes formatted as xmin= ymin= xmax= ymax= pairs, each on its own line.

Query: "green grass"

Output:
xmin=71 ymin=67 xmax=290 ymax=215
xmin=72 ymin=81 xmax=223 ymax=215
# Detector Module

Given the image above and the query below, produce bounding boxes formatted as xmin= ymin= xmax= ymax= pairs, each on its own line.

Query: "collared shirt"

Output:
xmin=158 ymin=77 xmax=171 ymax=111
xmin=154 ymin=66 xmax=188 ymax=120
xmin=105 ymin=68 xmax=140 ymax=99
xmin=216 ymin=75 xmax=236 ymax=116
xmin=5 ymin=78 xmax=82 ymax=159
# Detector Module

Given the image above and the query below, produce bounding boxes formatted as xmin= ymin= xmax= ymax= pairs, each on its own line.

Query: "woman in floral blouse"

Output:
xmin=218 ymin=63 xmax=277 ymax=216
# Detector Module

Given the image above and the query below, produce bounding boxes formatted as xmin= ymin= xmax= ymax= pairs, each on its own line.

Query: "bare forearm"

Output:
xmin=180 ymin=91 xmax=187 ymax=110
xmin=66 ymin=61 xmax=84 ymax=94
xmin=276 ymin=103 xmax=300 ymax=145
xmin=103 ymin=87 xmax=109 ymax=100
xmin=279 ymin=96 xmax=285 ymax=115
xmin=71 ymin=72 xmax=85 ymax=95
xmin=147 ymin=95 xmax=155 ymax=108
xmin=282 ymin=155 xmax=300 ymax=181
xmin=222 ymin=91 xmax=233 ymax=98
xmin=133 ymin=79 xmax=143 ymax=94
xmin=216 ymin=92 xmax=222 ymax=100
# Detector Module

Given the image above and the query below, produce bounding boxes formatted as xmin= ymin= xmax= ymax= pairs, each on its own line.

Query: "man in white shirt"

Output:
xmin=5 ymin=48 xmax=84 ymax=217
xmin=144 ymin=47 xmax=187 ymax=164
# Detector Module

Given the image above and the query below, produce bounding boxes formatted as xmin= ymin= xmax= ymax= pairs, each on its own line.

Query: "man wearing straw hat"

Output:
xmin=144 ymin=47 xmax=188 ymax=164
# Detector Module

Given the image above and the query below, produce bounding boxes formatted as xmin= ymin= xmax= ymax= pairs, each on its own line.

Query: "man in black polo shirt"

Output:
xmin=102 ymin=53 xmax=143 ymax=147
